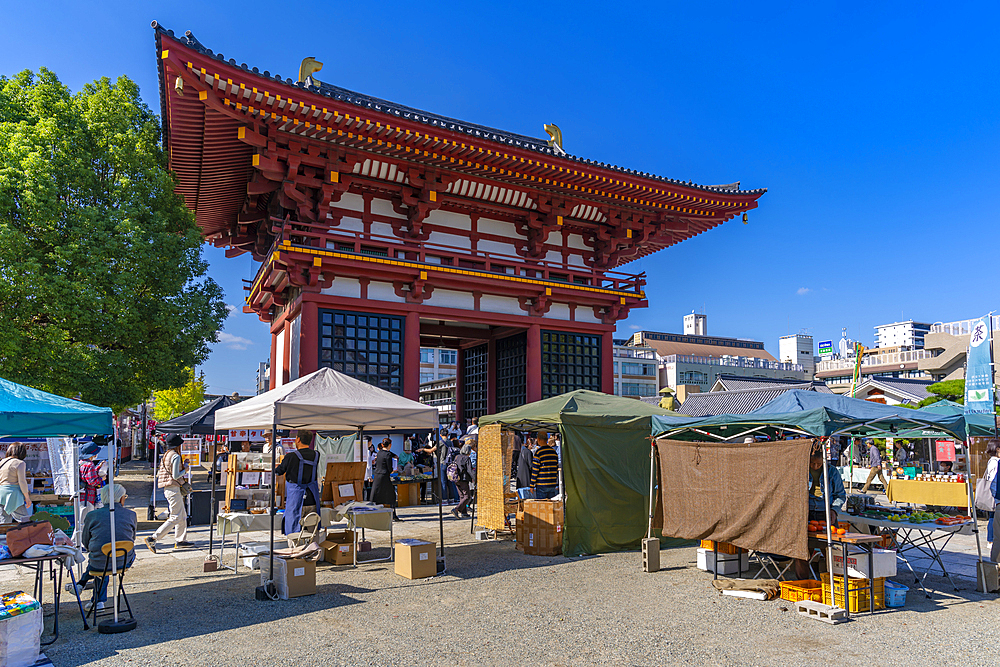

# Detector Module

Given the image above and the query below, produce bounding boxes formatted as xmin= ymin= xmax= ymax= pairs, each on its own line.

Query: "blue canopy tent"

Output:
xmin=0 ymin=377 xmax=113 ymax=438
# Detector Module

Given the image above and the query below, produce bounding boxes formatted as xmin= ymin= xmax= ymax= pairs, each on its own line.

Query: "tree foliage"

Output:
xmin=0 ymin=69 xmax=228 ymax=411
xmin=916 ymin=379 xmax=965 ymax=407
xmin=153 ymin=368 xmax=206 ymax=421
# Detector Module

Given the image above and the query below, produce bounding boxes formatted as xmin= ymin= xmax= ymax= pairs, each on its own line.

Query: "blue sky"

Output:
xmin=3 ymin=2 xmax=998 ymax=394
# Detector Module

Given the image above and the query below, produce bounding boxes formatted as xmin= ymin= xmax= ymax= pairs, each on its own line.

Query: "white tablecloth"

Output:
xmin=217 ymin=512 xmax=281 ymax=534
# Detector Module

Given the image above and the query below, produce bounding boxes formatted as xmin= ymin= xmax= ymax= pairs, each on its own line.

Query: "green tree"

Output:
xmin=152 ymin=368 xmax=206 ymax=421
xmin=916 ymin=379 xmax=965 ymax=407
xmin=0 ymin=69 xmax=228 ymax=411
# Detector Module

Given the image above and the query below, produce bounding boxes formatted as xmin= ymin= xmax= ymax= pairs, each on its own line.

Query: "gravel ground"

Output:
xmin=7 ymin=463 xmax=1000 ymax=666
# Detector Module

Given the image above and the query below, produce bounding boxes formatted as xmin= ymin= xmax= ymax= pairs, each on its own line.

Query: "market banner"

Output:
xmin=965 ymin=315 xmax=995 ymax=414
xmin=654 ymin=438 xmax=812 ymax=560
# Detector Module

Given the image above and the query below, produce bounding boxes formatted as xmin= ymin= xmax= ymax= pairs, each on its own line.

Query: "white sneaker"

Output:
xmin=84 ymin=601 xmax=105 ymax=612
xmin=65 ymin=582 xmax=83 ymax=595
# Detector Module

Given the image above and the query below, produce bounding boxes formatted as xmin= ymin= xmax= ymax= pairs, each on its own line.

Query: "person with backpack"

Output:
xmin=450 ymin=444 xmax=476 ymax=518
xmin=145 ymin=434 xmax=191 ymax=552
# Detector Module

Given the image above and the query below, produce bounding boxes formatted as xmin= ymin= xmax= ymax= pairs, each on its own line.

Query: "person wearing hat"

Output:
xmin=530 ymin=431 xmax=559 ymax=500
xmin=273 ymin=430 xmax=321 ymax=535
xmin=145 ymin=434 xmax=192 ymax=552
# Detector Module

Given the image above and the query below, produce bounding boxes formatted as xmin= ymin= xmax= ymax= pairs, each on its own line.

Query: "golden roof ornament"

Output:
xmin=544 ymin=123 xmax=566 ymax=156
xmin=298 ymin=57 xmax=323 ymax=84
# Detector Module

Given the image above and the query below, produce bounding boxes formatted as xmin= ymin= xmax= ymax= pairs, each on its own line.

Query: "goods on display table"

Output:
xmin=0 ymin=591 xmax=42 ymax=667
xmin=224 ymin=452 xmax=281 ymax=513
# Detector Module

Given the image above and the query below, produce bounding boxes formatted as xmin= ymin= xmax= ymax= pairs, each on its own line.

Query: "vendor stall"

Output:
xmin=650 ymin=389 xmax=981 ymax=605
xmin=479 ymin=390 xmax=685 ymax=557
xmin=213 ymin=367 xmax=439 ymax=596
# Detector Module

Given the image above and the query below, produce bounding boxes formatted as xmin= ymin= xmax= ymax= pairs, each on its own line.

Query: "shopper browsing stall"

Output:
xmin=370 ymin=438 xmax=400 ymax=521
xmin=449 ymin=444 xmax=476 ymax=519
xmin=146 ymin=434 xmax=192 ymax=552
xmin=0 ymin=443 xmax=32 ymax=524
xmin=531 ymin=432 xmax=560 ymax=500
xmin=273 ymin=430 xmax=320 ymax=535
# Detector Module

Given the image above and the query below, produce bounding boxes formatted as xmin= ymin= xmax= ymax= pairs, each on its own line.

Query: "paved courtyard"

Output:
xmin=4 ymin=464 xmax=998 ymax=666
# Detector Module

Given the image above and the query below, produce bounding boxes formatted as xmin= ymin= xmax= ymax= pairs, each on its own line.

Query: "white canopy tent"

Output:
xmin=212 ymin=368 xmax=441 ymax=597
xmin=214 ymin=367 xmax=439 ymax=432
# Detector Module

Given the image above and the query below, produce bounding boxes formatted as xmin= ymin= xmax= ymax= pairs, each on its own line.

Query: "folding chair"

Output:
xmin=287 ymin=512 xmax=322 ymax=549
xmin=88 ymin=541 xmax=135 ymax=626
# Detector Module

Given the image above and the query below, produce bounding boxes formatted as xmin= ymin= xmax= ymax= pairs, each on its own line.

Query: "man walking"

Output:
xmin=860 ymin=439 xmax=888 ymax=494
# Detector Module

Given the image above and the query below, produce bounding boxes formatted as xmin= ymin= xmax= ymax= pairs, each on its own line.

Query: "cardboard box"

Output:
xmin=518 ymin=500 xmax=564 ymax=556
xmin=696 ymin=548 xmax=749 ymax=575
xmin=261 ymin=557 xmax=316 ymax=599
xmin=321 ymin=530 xmax=356 ymax=566
xmin=394 ymin=539 xmax=436 ymax=579
xmin=832 ymin=547 xmax=897 ymax=579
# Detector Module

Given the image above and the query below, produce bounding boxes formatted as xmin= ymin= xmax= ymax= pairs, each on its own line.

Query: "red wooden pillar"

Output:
xmin=269 ymin=331 xmax=278 ymax=390
xmin=601 ymin=331 xmax=614 ymax=394
xmin=282 ymin=322 xmax=292 ymax=386
xmin=526 ymin=324 xmax=542 ymax=402
xmin=403 ymin=311 xmax=420 ymax=400
xmin=486 ymin=336 xmax=497 ymax=414
xmin=299 ymin=299 xmax=319 ymax=379
xmin=455 ymin=347 xmax=465 ymax=422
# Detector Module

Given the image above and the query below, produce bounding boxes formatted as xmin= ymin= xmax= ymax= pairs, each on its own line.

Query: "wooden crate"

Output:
xmin=321 ymin=461 xmax=366 ymax=506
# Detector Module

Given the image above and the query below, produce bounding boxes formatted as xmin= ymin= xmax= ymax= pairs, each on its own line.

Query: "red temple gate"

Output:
xmin=153 ymin=24 xmax=765 ymax=417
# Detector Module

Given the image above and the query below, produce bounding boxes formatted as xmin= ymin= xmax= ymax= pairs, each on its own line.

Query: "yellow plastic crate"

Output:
xmin=821 ymin=573 xmax=885 ymax=612
xmin=699 ymin=540 xmax=739 ymax=555
xmin=780 ymin=580 xmax=824 ymax=603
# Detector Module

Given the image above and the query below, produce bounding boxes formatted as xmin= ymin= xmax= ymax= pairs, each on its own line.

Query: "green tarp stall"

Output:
xmin=0 ymin=376 xmax=113 ymax=438
xmin=480 ymin=390 xmax=688 ymax=557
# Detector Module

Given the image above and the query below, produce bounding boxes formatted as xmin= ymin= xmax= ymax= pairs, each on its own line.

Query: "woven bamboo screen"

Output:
xmin=477 ymin=423 xmax=513 ymax=530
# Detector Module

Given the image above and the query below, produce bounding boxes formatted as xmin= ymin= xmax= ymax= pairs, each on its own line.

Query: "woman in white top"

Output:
xmin=984 ymin=439 xmax=999 ymax=558
xmin=0 ymin=443 xmax=33 ymax=523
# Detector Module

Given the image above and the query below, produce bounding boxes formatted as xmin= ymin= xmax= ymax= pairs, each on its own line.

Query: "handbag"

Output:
xmin=976 ymin=467 xmax=996 ymax=512
xmin=179 ymin=480 xmax=193 ymax=497
xmin=5 ymin=521 xmax=54 ymax=557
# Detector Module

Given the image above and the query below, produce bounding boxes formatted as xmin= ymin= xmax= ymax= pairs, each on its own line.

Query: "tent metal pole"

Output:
xmin=109 ymin=435 xmax=119 ymax=623
xmin=965 ymin=437 xmax=987 ymax=592
xmin=208 ymin=434 xmax=218 ymax=556
xmin=647 ymin=440 xmax=657 ymax=540
xmin=437 ymin=428 xmax=445 ymax=570
xmin=148 ymin=438 xmax=158 ymax=521
xmin=821 ymin=437 xmax=837 ymax=609
xmin=267 ymin=420 xmax=277 ymax=594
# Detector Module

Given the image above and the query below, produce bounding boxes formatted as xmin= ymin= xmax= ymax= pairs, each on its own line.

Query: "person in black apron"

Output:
xmin=274 ymin=431 xmax=321 ymax=535
xmin=370 ymin=438 xmax=400 ymax=521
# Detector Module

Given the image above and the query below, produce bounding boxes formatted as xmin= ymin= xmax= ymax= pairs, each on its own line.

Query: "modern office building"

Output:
xmin=683 ymin=312 xmax=707 ymax=336
xmin=874 ymin=320 xmax=932 ymax=350
xmin=612 ymin=341 xmax=659 ymax=398
xmin=419 ymin=347 xmax=458 ymax=384
xmin=255 ymin=362 xmax=270 ymax=395
xmin=629 ymin=315 xmax=805 ymax=393
xmin=779 ymin=333 xmax=816 ymax=379
xmin=419 ymin=376 xmax=456 ymax=425
xmin=917 ymin=315 xmax=1000 ymax=382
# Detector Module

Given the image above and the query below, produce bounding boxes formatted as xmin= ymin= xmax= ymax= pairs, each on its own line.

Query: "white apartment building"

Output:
xmin=874 ymin=320 xmax=932 ymax=350
xmin=612 ymin=341 xmax=660 ymax=398
xmin=779 ymin=334 xmax=816 ymax=379
xmin=419 ymin=347 xmax=458 ymax=384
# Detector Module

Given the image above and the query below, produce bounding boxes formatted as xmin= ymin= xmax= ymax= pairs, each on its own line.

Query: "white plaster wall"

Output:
xmin=368 ymin=281 xmax=404 ymax=302
xmin=425 ymin=208 xmax=472 ymax=231
xmin=275 ymin=327 xmax=286 ymax=388
xmin=477 ymin=218 xmax=518 ymax=238
xmin=575 ymin=308 xmax=601 ymax=324
xmin=479 ymin=294 xmax=524 ymax=316
xmin=425 ymin=289 xmax=475 ymax=310
xmin=566 ymin=233 xmax=589 ymax=250
xmin=321 ymin=277 xmax=361 ymax=299
xmin=370 ymin=221 xmax=395 ymax=239
xmin=427 ymin=231 xmax=472 ymax=250
xmin=334 ymin=216 xmax=364 ymax=234
xmin=337 ymin=192 xmax=366 ymax=213
xmin=477 ymin=239 xmax=518 ymax=258
xmin=370 ymin=197 xmax=406 ymax=219
xmin=546 ymin=303 xmax=571 ymax=320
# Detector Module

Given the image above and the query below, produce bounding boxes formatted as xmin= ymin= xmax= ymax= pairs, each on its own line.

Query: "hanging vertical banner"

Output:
xmin=965 ymin=315 xmax=995 ymax=414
